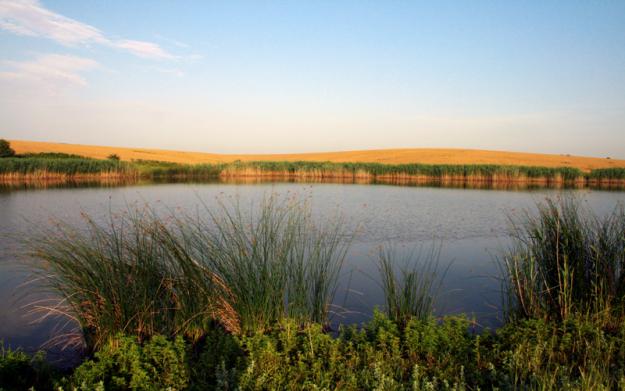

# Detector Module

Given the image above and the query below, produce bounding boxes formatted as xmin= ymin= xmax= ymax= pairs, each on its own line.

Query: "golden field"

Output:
xmin=10 ymin=140 xmax=625 ymax=172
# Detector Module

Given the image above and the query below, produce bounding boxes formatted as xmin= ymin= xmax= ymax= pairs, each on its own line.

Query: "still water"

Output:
xmin=1 ymin=181 xmax=624 ymax=362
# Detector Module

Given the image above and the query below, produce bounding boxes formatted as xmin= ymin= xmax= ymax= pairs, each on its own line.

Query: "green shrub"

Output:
xmin=187 ymin=325 xmax=244 ymax=390
xmin=489 ymin=317 xmax=625 ymax=389
xmin=0 ymin=345 xmax=55 ymax=391
xmin=70 ymin=334 xmax=189 ymax=391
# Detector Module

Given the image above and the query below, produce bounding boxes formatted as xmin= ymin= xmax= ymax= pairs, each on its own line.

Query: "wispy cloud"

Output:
xmin=0 ymin=53 xmax=98 ymax=92
xmin=0 ymin=0 xmax=174 ymax=59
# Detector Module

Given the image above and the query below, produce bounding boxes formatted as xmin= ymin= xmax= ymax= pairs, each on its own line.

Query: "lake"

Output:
xmin=1 ymin=180 xmax=624 ymax=363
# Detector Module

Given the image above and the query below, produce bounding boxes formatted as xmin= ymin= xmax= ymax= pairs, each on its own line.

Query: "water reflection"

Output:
xmin=2 ymin=176 xmax=625 ymax=192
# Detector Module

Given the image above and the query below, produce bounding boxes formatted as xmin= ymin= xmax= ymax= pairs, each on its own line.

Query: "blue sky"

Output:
xmin=1 ymin=1 xmax=624 ymax=157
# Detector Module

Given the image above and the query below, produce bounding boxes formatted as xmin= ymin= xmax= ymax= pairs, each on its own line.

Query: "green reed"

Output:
xmin=180 ymin=195 xmax=351 ymax=334
xmin=25 ymin=194 xmax=351 ymax=351
xmin=377 ymin=244 xmax=445 ymax=325
xmin=6 ymin=153 xmax=625 ymax=183
xmin=502 ymin=197 xmax=625 ymax=324
xmin=25 ymin=207 xmax=226 ymax=352
xmin=0 ymin=156 xmax=129 ymax=176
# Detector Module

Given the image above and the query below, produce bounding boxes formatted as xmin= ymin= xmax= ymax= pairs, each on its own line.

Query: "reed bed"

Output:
xmin=3 ymin=153 xmax=625 ymax=185
xmin=219 ymin=161 xmax=587 ymax=183
xmin=0 ymin=156 xmax=131 ymax=177
xmin=587 ymin=167 xmax=625 ymax=181
xmin=502 ymin=197 xmax=625 ymax=324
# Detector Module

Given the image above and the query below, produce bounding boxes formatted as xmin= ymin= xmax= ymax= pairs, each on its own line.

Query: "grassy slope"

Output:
xmin=10 ymin=140 xmax=625 ymax=172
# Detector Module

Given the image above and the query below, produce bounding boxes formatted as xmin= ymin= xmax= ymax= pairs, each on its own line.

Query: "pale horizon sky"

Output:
xmin=1 ymin=1 xmax=624 ymax=158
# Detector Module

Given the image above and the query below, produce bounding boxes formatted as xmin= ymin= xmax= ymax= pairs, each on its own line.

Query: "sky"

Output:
xmin=0 ymin=1 xmax=624 ymax=157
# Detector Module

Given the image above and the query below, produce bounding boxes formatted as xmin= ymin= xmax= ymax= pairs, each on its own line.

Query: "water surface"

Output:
xmin=1 ymin=180 xmax=623 ymax=363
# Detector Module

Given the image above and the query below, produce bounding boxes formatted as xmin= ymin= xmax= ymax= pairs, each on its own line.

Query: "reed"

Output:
xmin=220 ymin=161 xmax=586 ymax=182
xmin=25 ymin=207 xmax=232 ymax=352
xmin=180 ymin=195 xmax=351 ymax=334
xmin=502 ymin=197 xmax=625 ymax=324
xmin=377 ymin=244 xmax=445 ymax=325
xmin=587 ymin=167 xmax=625 ymax=181
xmin=25 ymin=194 xmax=350 ymax=351
xmin=4 ymin=154 xmax=625 ymax=185
xmin=0 ymin=156 xmax=131 ymax=177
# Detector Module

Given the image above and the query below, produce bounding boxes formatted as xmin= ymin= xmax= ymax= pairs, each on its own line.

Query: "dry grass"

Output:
xmin=11 ymin=140 xmax=625 ymax=172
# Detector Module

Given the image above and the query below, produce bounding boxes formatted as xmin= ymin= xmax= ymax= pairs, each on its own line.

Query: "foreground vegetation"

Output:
xmin=6 ymin=312 xmax=625 ymax=390
xmin=2 ymin=146 xmax=625 ymax=184
xmin=2 ymin=197 xmax=625 ymax=390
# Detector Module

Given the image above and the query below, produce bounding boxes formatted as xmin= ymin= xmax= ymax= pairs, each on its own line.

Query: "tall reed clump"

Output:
xmin=180 ymin=195 xmax=351 ymax=334
xmin=377 ymin=244 xmax=445 ymax=326
xmin=502 ymin=197 xmax=625 ymax=324
xmin=25 ymin=207 xmax=233 ymax=352
xmin=25 ymin=194 xmax=350 ymax=350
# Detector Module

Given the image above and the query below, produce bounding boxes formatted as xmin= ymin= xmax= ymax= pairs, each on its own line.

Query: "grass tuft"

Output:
xmin=502 ymin=197 xmax=625 ymax=324
xmin=377 ymin=244 xmax=446 ymax=325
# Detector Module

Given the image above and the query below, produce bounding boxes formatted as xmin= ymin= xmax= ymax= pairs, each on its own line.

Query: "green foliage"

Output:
xmin=503 ymin=197 xmax=625 ymax=323
xmin=0 ymin=344 xmax=55 ymax=391
xmin=70 ymin=334 xmax=188 ymax=391
xmin=235 ymin=313 xmax=475 ymax=390
xmin=5 ymin=314 xmax=625 ymax=390
xmin=107 ymin=154 xmax=121 ymax=161
xmin=0 ymin=140 xmax=16 ymax=158
xmin=187 ymin=326 xmax=244 ymax=390
xmin=488 ymin=317 xmax=625 ymax=389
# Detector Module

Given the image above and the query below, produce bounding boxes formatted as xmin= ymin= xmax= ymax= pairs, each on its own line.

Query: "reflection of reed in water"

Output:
xmin=2 ymin=175 xmax=625 ymax=191
xmin=215 ymin=176 xmax=625 ymax=191
xmin=0 ymin=177 xmax=143 ymax=191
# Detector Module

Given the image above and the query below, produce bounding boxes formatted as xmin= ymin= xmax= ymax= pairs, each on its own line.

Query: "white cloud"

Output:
xmin=114 ymin=39 xmax=173 ymax=60
xmin=0 ymin=53 xmax=98 ymax=92
xmin=0 ymin=0 xmax=174 ymax=59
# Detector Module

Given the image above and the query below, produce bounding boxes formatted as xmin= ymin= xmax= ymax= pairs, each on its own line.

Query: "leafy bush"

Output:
xmin=489 ymin=317 xmax=625 ymax=389
xmin=70 ymin=335 xmax=188 ymax=391
xmin=6 ymin=314 xmax=625 ymax=390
